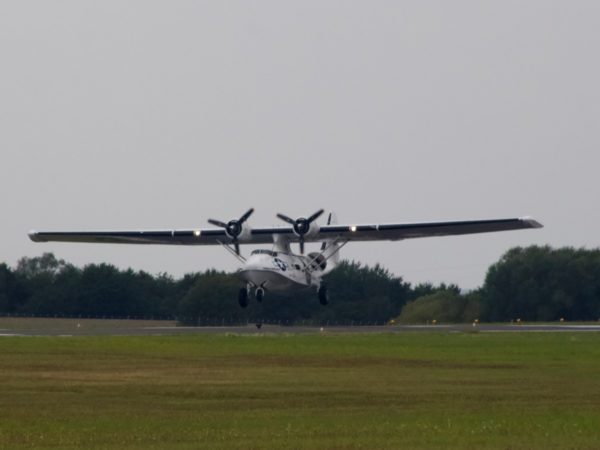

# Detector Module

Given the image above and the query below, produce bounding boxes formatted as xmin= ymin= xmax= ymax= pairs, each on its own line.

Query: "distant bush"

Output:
xmin=396 ymin=289 xmax=480 ymax=324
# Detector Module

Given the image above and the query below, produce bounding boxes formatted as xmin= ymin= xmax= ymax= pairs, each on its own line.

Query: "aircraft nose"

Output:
xmin=243 ymin=261 xmax=260 ymax=271
xmin=243 ymin=255 xmax=266 ymax=270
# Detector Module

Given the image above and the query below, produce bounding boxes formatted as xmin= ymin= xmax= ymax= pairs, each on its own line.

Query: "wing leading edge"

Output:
xmin=29 ymin=216 xmax=542 ymax=246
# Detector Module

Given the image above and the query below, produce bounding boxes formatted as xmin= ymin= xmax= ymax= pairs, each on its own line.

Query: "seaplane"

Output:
xmin=29 ymin=209 xmax=542 ymax=308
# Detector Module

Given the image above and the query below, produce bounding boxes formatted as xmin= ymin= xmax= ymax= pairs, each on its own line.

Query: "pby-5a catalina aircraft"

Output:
xmin=29 ymin=209 xmax=542 ymax=308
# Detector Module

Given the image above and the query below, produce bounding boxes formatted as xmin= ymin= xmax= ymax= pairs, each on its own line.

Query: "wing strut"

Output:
xmin=304 ymin=238 xmax=349 ymax=273
xmin=216 ymin=240 xmax=247 ymax=263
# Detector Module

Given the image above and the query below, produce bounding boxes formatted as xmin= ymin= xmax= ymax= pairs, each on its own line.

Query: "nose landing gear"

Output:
xmin=238 ymin=284 xmax=265 ymax=329
xmin=255 ymin=287 xmax=265 ymax=303
xmin=237 ymin=284 xmax=267 ymax=308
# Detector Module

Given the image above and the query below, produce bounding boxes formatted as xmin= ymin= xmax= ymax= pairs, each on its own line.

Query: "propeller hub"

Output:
xmin=294 ymin=218 xmax=310 ymax=235
xmin=226 ymin=220 xmax=242 ymax=238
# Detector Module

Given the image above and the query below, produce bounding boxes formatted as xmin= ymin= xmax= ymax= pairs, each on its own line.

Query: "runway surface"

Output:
xmin=2 ymin=318 xmax=600 ymax=336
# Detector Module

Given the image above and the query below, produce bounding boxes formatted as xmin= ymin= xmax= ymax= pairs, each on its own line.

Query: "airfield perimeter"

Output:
xmin=2 ymin=317 xmax=600 ymax=336
xmin=1 ymin=319 xmax=600 ymax=449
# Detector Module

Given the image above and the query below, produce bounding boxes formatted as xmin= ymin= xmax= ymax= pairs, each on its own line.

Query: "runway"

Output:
xmin=2 ymin=318 xmax=600 ymax=336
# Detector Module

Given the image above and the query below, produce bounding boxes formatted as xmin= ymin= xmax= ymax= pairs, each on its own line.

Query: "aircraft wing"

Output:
xmin=28 ymin=228 xmax=272 ymax=245
xmin=316 ymin=217 xmax=543 ymax=242
xmin=28 ymin=217 xmax=542 ymax=246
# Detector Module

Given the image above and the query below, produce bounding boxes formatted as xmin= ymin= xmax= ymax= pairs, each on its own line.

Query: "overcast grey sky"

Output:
xmin=1 ymin=1 xmax=599 ymax=288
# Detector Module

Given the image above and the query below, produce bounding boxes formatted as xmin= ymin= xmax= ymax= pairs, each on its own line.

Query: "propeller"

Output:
xmin=208 ymin=208 xmax=254 ymax=255
xmin=276 ymin=209 xmax=324 ymax=254
xmin=321 ymin=213 xmax=333 ymax=251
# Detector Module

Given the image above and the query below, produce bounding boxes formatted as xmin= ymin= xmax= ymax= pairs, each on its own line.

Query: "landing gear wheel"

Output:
xmin=256 ymin=288 xmax=264 ymax=303
xmin=318 ymin=285 xmax=328 ymax=305
xmin=238 ymin=287 xmax=249 ymax=308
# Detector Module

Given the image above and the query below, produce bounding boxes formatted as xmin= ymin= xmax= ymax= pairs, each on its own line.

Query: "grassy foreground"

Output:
xmin=1 ymin=332 xmax=600 ymax=449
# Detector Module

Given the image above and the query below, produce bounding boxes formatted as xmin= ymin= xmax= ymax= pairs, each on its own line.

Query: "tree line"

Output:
xmin=397 ymin=245 xmax=600 ymax=323
xmin=0 ymin=253 xmax=428 ymax=324
xmin=1 ymin=246 xmax=600 ymax=324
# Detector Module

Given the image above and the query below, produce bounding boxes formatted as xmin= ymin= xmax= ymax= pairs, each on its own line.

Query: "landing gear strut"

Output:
xmin=318 ymin=284 xmax=328 ymax=305
xmin=238 ymin=287 xmax=249 ymax=308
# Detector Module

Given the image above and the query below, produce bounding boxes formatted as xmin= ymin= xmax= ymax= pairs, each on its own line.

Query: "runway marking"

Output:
xmin=482 ymin=328 xmax=600 ymax=333
xmin=521 ymin=324 xmax=600 ymax=329
xmin=142 ymin=326 xmax=253 ymax=330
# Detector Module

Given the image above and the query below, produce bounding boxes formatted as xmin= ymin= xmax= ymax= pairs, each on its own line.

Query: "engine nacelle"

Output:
xmin=307 ymin=252 xmax=327 ymax=271
xmin=275 ymin=209 xmax=324 ymax=255
xmin=236 ymin=222 xmax=252 ymax=242
xmin=292 ymin=220 xmax=320 ymax=239
xmin=224 ymin=220 xmax=252 ymax=241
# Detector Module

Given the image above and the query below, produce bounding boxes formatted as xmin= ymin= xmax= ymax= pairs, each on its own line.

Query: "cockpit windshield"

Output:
xmin=250 ymin=249 xmax=278 ymax=257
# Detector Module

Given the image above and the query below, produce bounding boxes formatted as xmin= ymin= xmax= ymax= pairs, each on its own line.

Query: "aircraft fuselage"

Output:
xmin=237 ymin=249 xmax=321 ymax=292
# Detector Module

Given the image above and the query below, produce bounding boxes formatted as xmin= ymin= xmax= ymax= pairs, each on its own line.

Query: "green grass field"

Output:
xmin=1 ymin=331 xmax=600 ymax=449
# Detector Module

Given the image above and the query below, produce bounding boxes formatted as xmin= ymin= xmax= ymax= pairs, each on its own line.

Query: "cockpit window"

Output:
xmin=250 ymin=249 xmax=278 ymax=257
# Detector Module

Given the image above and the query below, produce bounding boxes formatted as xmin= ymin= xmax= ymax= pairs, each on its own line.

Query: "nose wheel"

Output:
xmin=237 ymin=285 xmax=267 ymax=308
xmin=255 ymin=287 xmax=264 ymax=303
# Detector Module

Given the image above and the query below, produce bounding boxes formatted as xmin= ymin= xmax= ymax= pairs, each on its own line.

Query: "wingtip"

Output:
xmin=28 ymin=230 xmax=44 ymax=242
xmin=520 ymin=216 xmax=544 ymax=229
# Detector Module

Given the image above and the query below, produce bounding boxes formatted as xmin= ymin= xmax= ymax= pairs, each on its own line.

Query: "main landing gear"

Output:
xmin=238 ymin=285 xmax=265 ymax=330
xmin=237 ymin=285 xmax=265 ymax=308
xmin=240 ymin=284 xmax=329 ymax=307
xmin=238 ymin=287 xmax=249 ymax=308
xmin=318 ymin=284 xmax=328 ymax=306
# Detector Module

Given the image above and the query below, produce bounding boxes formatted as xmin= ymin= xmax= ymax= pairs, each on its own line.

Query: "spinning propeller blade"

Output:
xmin=276 ymin=213 xmax=295 ymax=225
xmin=321 ymin=213 xmax=332 ymax=251
xmin=239 ymin=208 xmax=255 ymax=223
xmin=308 ymin=209 xmax=325 ymax=222
xmin=207 ymin=219 xmax=227 ymax=228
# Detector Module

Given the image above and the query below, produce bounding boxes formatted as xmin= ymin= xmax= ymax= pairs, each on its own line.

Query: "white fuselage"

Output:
xmin=237 ymin=249 xmax=321 ymax=292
